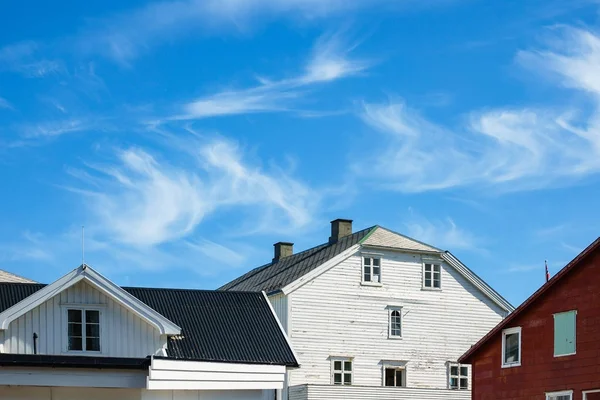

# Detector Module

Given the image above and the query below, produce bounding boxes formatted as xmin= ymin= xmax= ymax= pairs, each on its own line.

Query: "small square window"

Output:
xmin=363 ymin=257 xmax=382 ymax=284
xmin=423 ymin=263 xmax=441 ymax=289
xmin=449 ymin=363 xmax=468 ymax=390
xmin=331 ymin=358 xmax=352 ymax=386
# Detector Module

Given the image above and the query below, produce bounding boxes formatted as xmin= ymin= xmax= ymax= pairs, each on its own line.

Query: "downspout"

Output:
xmin=33 ymin=332 xmax=38 ymax=355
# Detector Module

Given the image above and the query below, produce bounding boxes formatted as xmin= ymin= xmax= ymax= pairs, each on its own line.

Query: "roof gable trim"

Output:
xmin=0 ymin=265 xmax=181 ymax=335
xmin=261 ymin=291 xmax=300 ymax=367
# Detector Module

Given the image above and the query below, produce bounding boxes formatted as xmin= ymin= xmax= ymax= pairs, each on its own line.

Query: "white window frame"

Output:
xmin=422 ymin=262 xmax=442 ymax=290
xmin=583 ymin=389 xmax=600 ymax=400
xmin=448 ymin=362 xmax=469 ymax=390
xmin=546 ymin=390 xmax=573 ymax=400
xmin=388 ymin=307 xmax=402 ymax=339
xmin=331 ymin=357 xmax=353 ymax=386
xmin=382 ymin=362 xmax=406 ymax=387
xmin=62 ymin=305 xmax=105 ymax=354
xmin=361 ymin=255 xmax=382 ymax=286
xmin=501 ymin=326 xmax=522 ymax=368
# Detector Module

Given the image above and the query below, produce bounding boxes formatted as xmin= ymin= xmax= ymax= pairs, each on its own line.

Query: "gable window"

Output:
xmin=384 ymin=366 xmax=406 ymax=387
xmin=502 ymin=327 xmax=521 ymax=367
xmin=67 ymin=309 xmax=100 ymax=352
xmin=554 ymin=310 xmax=576 ymax=357
xmin=423 ymin=263 xmax=441 ymax=289
xmin=363 ymin=257 xmax=381 ymax=284
xmin=388 ymin=307 xmax=402 ymax=338
xmin=546 ymin=390 xmax=573 ymax=400
xmin=448 ymin=363 xmax=468 ymax=390
xmin=331 ymin=358 xmax=352 ymax=385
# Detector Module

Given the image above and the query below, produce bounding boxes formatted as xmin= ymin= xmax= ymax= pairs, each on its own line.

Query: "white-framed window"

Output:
xmin=383 ymin=366 xmax=406 ymax=387
xmin=501 ymin=327 xmax=521 ymax=367
xmin=546 ymin=390 xmax=573 ymax=400
xmin=362 ymin=256 xmax=381 ymax=284
xmin=388 ymin=307 xmax=402 ymax=338
xmin=331 ymin=357 xmax=352 ymax=385
xmin=67 ymin=308 xmax=101 ymax=352
xmin=423 ymin=263 xmax=441 ymax=289
xmin=583 ymin=389 xmax=600 ymax=400
xmin=554 ymin=310 xmax=576 ymax=357
xmin=448 ymin=363 xmax=469 ymax=390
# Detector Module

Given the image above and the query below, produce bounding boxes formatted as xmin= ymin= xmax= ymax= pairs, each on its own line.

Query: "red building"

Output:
xmin=459 ymin=237 xmax=600 ymax=400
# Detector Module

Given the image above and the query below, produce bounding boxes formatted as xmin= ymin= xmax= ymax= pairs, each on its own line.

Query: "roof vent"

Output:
xmin=329 ymin=219 xmax=353 ymax=244
xmin=273 ymin=242 xmax=294 ymax=262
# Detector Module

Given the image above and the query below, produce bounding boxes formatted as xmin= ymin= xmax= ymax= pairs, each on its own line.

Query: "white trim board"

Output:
xmin=262 ymin=291 xmax=300 ymax=367
xmin=0 ymin=265 xmax=181 ymax=335
xmin=0 ymin=367 xmax=146 ymax=388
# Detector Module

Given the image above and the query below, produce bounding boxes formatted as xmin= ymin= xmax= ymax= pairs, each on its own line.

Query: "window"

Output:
xmin=546 ymin=390 xmax=573 ymax=400
xmin=423 ymin=263 xmax=441 ymax=289
xmin=448 ymin=363 xmax=468 ymax=390
xmin=583 ymin=389 xmax=600 ymax=400
xmin=363 ymin=257 xmax=381 ymax=284
xmin=384 ymin=367 xmax=405 ymax=387
xmin=389 ymin=307 xmax=402 ymax=338
xmin=67 ymin=309 xmax=100 ymax=352
xmin=554 ymin=310 xmax=576 ymax=357
xmin=502 ymin=327 xmax=521 ymax=367
xmin=331 ymin=358 xmax=352 ymax=385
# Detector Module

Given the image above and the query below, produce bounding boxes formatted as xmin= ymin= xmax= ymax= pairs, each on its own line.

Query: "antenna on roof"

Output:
xmin=82 ymin=225 xmax=86 ymax=270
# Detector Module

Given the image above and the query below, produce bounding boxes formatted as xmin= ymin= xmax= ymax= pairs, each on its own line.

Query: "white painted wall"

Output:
xmin=1 ymin=281 xmax=165 ymax=357
xmin=0 ymin=387 xmax=274 ymax=400
xmin=268 ymin=293 xmax=288 ymax=334
xmin=285 ymin=249 xmax=506 ymax=391
xmin=288 ymin=384 xmax=470 ymax=400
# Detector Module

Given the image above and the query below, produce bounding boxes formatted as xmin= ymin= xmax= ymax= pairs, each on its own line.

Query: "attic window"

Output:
xmin=423 ymin=263 xmax=441 ymax=289
xmin=67 ymin=309 xmax=100 ymax=352
xmin=363 ymin=257 xmax=381 ymax=284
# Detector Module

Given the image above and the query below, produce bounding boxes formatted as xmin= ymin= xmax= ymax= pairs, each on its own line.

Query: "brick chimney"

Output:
xmin=273 ymin=242 xmax=294 ymax=262
xmin=329 ymin=219 xmax=353 ymax=244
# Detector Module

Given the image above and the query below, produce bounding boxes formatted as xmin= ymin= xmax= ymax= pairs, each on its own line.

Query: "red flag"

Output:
xmin=545 ymin=260 xmax=550 ymax=282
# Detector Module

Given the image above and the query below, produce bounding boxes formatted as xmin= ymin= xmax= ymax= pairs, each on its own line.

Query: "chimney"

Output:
xmin=329 ymin=219 xmax=353 ymax=244
xmin=273 ymin=242 xmax=294 ymax=262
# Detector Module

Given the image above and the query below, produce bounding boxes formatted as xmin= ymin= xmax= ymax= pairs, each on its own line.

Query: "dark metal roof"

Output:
xmin=219 ymin=226 xmax=376 ymax=292
xmin=0 ymin=353 xmax=149 ymax=369
xmin=0 ymin=283 xmax=297 ymax=367
xmin=459 ymin=237 xmax=600 ymax=364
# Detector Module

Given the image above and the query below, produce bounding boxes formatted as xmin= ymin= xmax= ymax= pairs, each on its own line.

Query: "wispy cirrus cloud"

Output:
xmin=403 ymin=211 xmax=480 ymax=251
xmin=0 ymin=97 xmax=13 ymax=110
xmin=356 ymin=26 xmax=600 ymax=192
xmin=69 ymin=137 xmax=318 ymax=247
xmin=0 ymin=41 xmax=63 ymax=78
xmin=176 ymin=31 xmax=369 ymax=120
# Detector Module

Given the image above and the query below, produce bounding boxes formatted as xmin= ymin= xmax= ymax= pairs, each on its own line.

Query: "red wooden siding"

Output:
xmin=469 ymin=248 xmax=600 ymax=400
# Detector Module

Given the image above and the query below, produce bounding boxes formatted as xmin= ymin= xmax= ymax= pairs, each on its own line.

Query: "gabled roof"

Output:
xmin=459 ymin=237 xmax=600 ymax=364
xmin=0 ymin=283 xmax=299 ymax=367
xmin=0 ymin=264 xmax=180 ymax=335
xmin=218 ymin=226 xmax=376 ymax=292
xmin=0 ymin=269 xmax=35 ymax=283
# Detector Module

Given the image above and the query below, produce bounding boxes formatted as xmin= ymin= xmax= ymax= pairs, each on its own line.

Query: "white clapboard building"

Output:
xmin=0 ymin=264 xmax=298 ymax=400
xmin=220 ymin=219 xmax=514 ymax=400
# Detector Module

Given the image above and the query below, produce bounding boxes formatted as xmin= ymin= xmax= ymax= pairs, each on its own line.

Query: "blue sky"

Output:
xmin=1 ymin=0 xmax=599 ymax=306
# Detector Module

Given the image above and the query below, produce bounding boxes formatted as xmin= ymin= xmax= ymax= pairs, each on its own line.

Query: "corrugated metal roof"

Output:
xmin=218 ymin=226 xmax=376 ymax=292
xmin=0 ymin=269 xmax=35 ymax=283
xmin=0 ymin=283 xmax=297 ymax=366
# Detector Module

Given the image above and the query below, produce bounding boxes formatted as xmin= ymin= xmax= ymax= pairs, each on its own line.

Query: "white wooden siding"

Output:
xmin=268 ymin=293 xmax=288 ymax=333
xmin=0 ymin=387 xmax=273 ymax=400
xmin=286 ymin=250 xmax=505 ymax=390
xmin=288 ymin=384 xmax=470 ymax=400
xmin=1 ymin=281 xmax=165 ymax=357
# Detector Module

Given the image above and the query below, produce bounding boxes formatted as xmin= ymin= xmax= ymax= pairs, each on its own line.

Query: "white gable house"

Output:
xmin=0 ymin=265 xmax=298 ymax=400
xmin=220 ymin=219 xmax=514 ymax=400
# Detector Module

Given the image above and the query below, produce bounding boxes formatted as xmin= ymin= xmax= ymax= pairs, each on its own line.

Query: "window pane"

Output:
xmin=86 ymin=323 xmax=100 ymax=337
xmin=364 ymin=258 xmax=371 ymax=266
xmin=505 ymin=333 xmax=520 ymax=363
xmin=364 ymin=272 xmax=371 ymax=282
xmin=373 ymin=258 xmax=380 ymax=267
xmin=384 ymin=368 xmax=395 ymax=386
xmin=344 ymin=361 xmax=352 ymax=371
xmin=334 ymin=361 xmax=342 ymax=371
xmin=343 ymin=373 xmax=351 ymax=385
xmin=450 ymin=366 xmax=458 ymax=376
xmin=460 ymin=378 xmax=468 ymax=389
xmin=68 ymin=323 xmax=82 ymax=336
xmin=68 ymin=337 xmax=82 ymax=351
xmin=86 ymin=337 xmax=100 ymax=351
xmin=425 ymin=271 xmax=432 ymax=279
xmin=433 ymin=277 xmax=441 ymax=288
xmin=86 ymin=310 xmax=100 ymax=323
xmin=460 ymin=366 xmax=468 ymax=376
xmin=425 ymin=278 xmax=431 ymax=287
xmin=334 ymin=373 xmax=342 ymax=384
xmin=425 ymin=264 xmax=432 ymax=272
xmin=373 ymin=266 xmax=380 ymax=275
xmin=434 ymin=265 xmax=441 ymax=273
xmin=395 ymin=370 xmax=404 ymax=387
xmin=450 ymin=377 xmax=458 ymax=389
xmin=68 ymin=309 xmax=82 ymax=323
